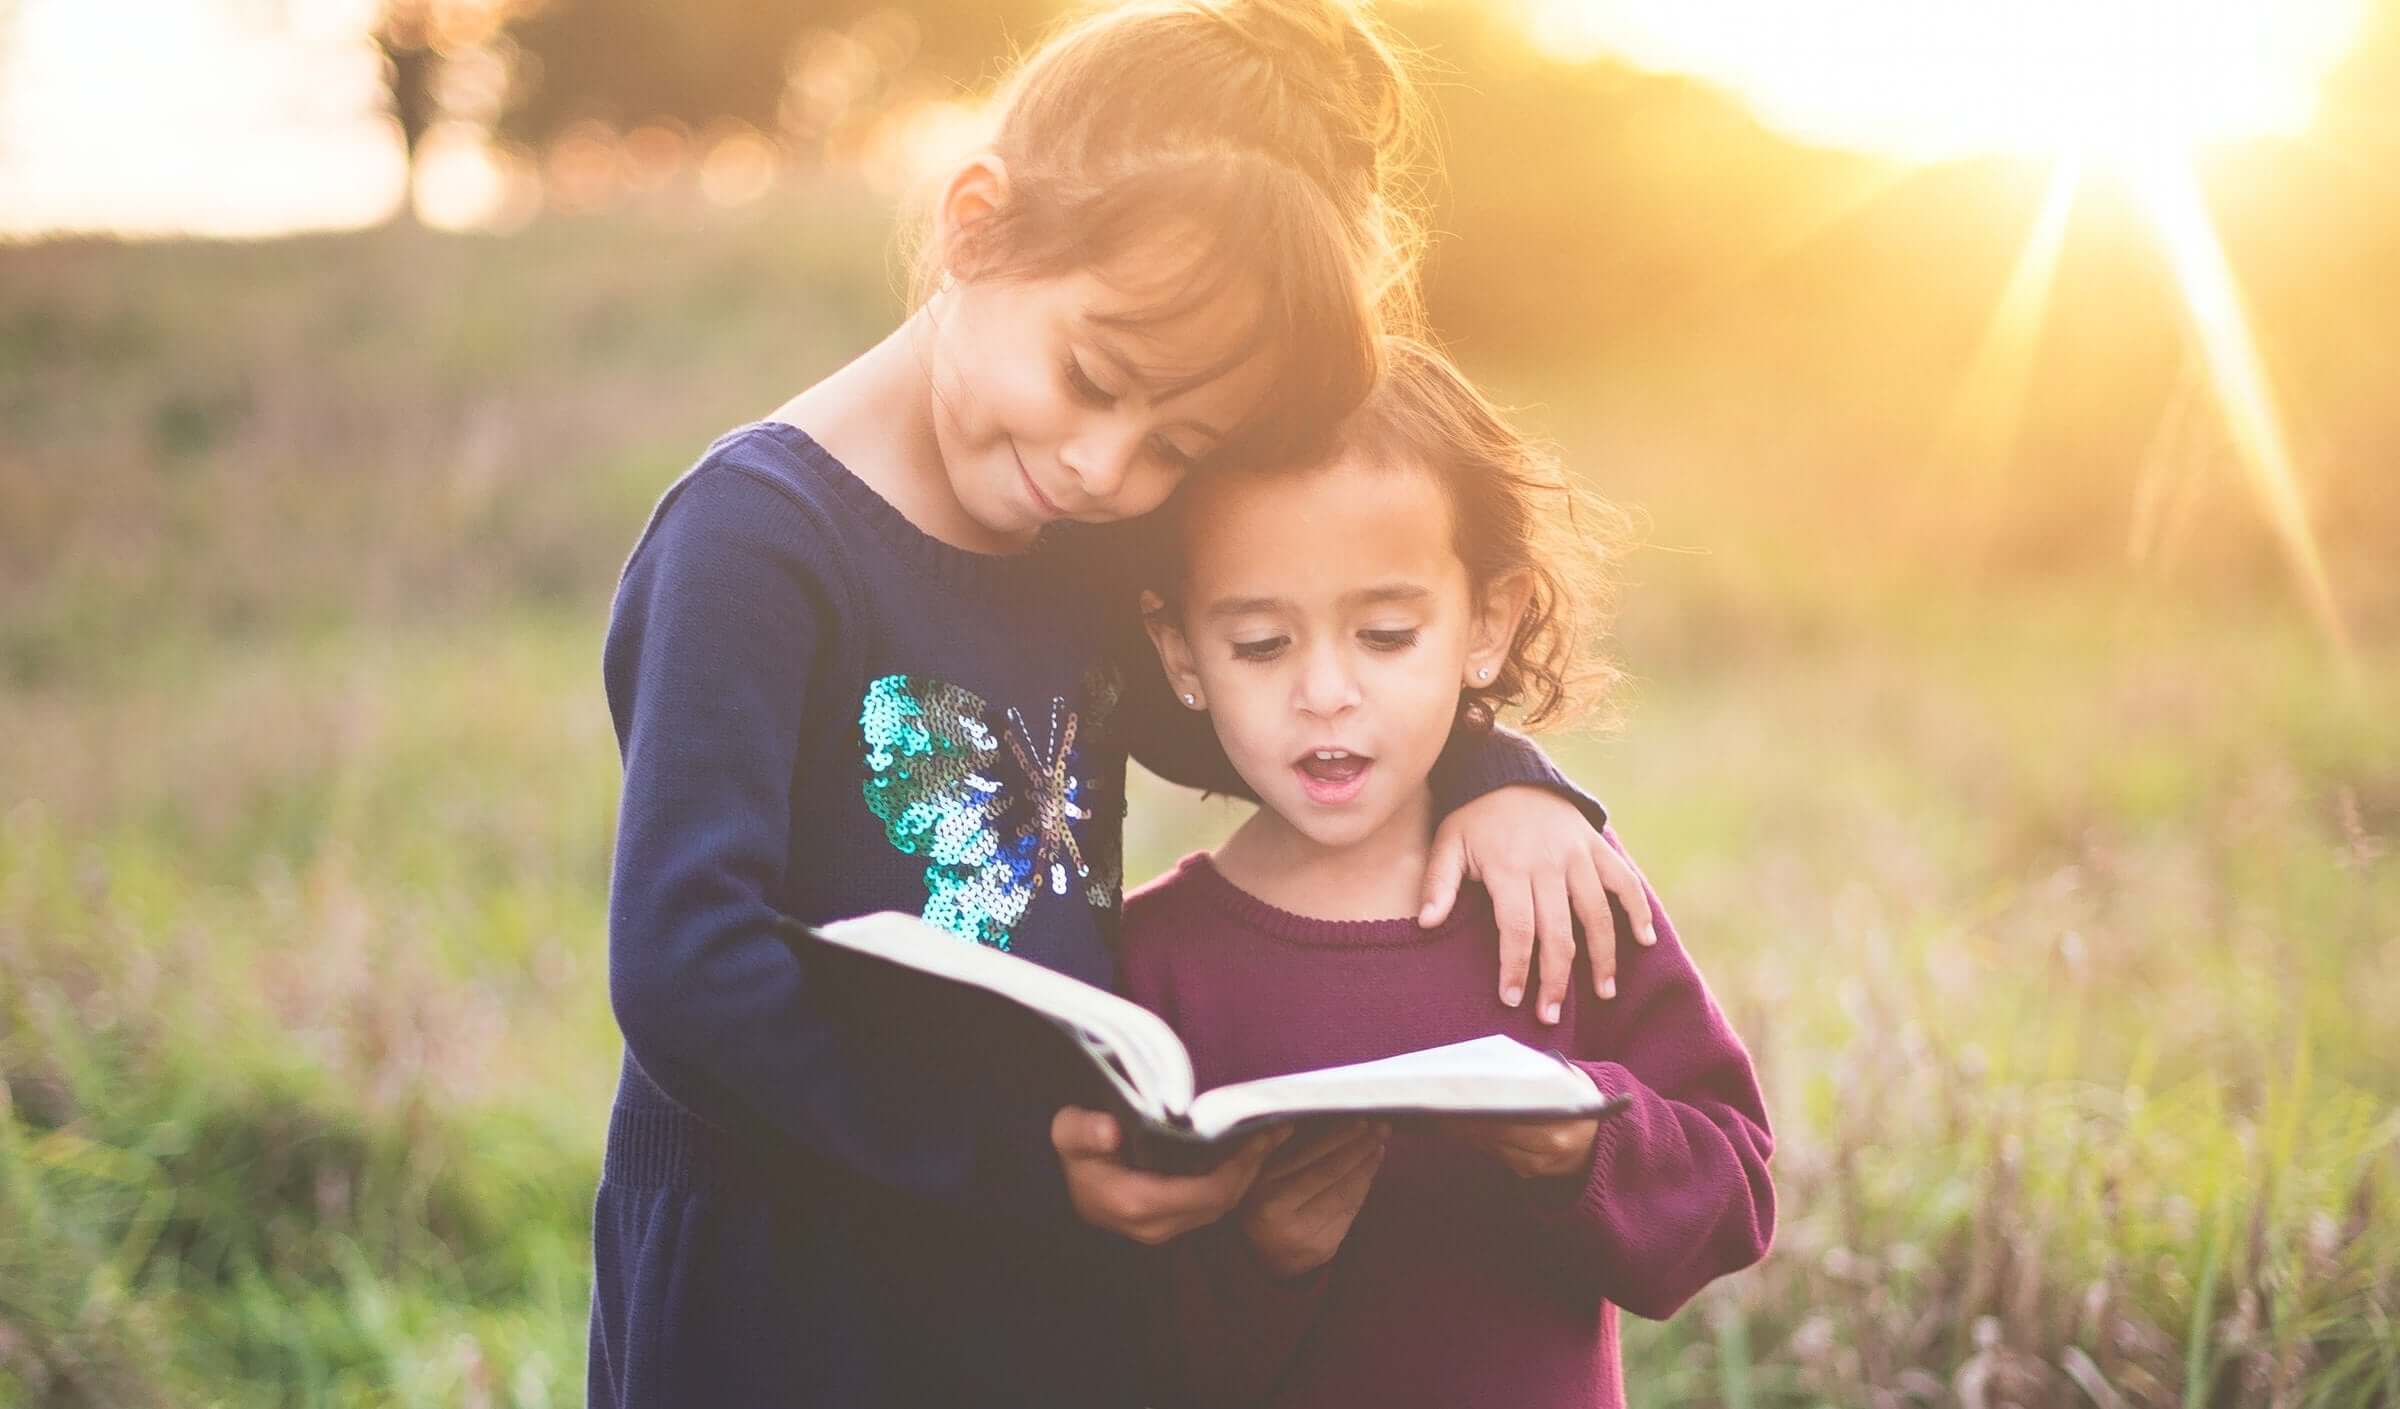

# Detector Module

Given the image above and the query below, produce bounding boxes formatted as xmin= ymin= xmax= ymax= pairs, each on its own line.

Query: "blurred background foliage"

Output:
xmin=3 ymin=0 xmax=2398 ymax=1405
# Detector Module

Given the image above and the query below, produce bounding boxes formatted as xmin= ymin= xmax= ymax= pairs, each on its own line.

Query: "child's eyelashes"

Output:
xmin=1064 ymin=354 xmax=1115 ymax=406
xmin=1151 ymin=435 xmax=1199 ymax=471
xmin=1226 ymin=629 xmax=1419 ymax=662
xmin=1065 ymin=356 xmax=1197 ymax=469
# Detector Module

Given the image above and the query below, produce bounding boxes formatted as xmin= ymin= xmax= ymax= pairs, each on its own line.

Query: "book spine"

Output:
xmin=1116 ymin=1120 xmax=1237 ymax=1176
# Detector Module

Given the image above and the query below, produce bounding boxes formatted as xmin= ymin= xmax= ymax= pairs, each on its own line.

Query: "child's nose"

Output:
xmin=1295 ymin=646 xmax=1362 ymax=718
xmin=1059 ymin=423 xmax=1143 ymax=503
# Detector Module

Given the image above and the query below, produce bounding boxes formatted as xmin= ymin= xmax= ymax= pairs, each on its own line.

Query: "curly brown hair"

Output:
xmin=1149 ymin=336 xmax=1628 ymax=732
xmin=1342 ymin=338 xmax=1628 ymax=732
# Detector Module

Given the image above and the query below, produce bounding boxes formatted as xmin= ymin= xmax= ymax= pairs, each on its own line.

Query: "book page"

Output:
xmin=1184 ymin=1034 xmax=1610 ymax=1139
xmin=811 ymin=913 xmax=1197 ymax=1119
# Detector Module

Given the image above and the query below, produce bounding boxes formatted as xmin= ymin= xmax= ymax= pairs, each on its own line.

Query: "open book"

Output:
xmin=782 ymin=910 xmax=1628 ymax=1173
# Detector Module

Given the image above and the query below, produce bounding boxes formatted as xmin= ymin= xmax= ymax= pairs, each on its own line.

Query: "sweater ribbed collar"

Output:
xmin=752 ymin=420 xmax=1071 ymax=598
xmin=1171 ymin=852 xmax=1485 ymax=950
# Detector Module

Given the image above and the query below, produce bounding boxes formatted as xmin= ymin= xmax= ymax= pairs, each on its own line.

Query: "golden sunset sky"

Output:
xmin=0 ymin=0 xmax=2371 ymax=238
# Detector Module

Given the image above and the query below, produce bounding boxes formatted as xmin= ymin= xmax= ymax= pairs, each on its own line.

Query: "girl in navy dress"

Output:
xmin=589 ymin=6 xmax=1648 ymax=1404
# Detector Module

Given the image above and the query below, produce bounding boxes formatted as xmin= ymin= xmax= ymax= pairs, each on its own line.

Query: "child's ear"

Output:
xmin=934 ymin=154 xmax=1010 ymax=279
xmin=1138 ymin=589 xmax=1208 ymax=711
xmin=1463 ymin=571 xmax=1535 ymax=689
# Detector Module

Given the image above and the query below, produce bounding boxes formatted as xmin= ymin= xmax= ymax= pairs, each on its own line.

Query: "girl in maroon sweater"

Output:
xmin=1123 ymin=339 xmax=1775 ymax=1408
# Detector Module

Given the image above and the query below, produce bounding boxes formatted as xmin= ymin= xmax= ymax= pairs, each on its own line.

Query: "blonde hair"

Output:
xmin=925 ymin=0 xmax=1429 ymax=467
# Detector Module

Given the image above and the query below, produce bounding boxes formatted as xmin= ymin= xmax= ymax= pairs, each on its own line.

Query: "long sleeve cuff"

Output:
xmin=1428 ymin=724 xmax=1608 ymax=832
xmin=1518 ymin=1058 xmax=1776 ymax=1320
xmin=1543 ymin=1071 xmax=1638 ymax=1223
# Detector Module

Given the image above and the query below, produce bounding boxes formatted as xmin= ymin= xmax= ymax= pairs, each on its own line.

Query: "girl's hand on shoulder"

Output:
xmin=1239 ymin=1121 xmax=1388 ymax=1279
xmin=1440 ymin=1115 xmax=1601 ymax=1181
xmin=1419 ymin=786 xmax=1656 ymax=1025
xmin=1051 ymin=1107 xmax=1284 ymax=1245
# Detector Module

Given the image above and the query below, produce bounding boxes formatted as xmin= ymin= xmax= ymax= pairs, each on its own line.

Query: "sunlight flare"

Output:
xmin=1529 ymin=0 xmax=2364 ymax=653
xmin=2129 ymin=159 xmax=2354 ymax=661
xmin=1526 ymin=0 xmax=2366 ymax=163
xmin=1938 ymin=159 xmax=2082 ymax=474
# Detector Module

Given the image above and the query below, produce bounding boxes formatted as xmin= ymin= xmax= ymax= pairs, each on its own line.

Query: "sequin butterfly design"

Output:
xmin=858 ymin=666 xmax=1125 ymax=950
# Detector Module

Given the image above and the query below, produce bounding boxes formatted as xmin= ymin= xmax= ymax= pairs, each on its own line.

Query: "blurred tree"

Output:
xmin=501 ymin=0 xmax=789 ymax=140
xmin=377 ymin=0 xmax=441 ymax=208
xmin=494 ymin=0 xmax=1056 ymax=149
xmin=0 ymin=0 xmax=17 ymax=113
xmin=374 ymin=0 xmax=524 ymax=220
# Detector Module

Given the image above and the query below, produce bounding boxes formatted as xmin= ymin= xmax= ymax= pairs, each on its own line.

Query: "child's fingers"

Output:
xmin=1430 ymin=1116 xmax=1502 ymax=1154
xmin=1258 ymin=1121 xmax=1374 ymax=1182
xmin=1531 ymin=874 xmax=1575 ymax=1024
xmin=1230 ymin=1127 xmax=1292 ymax=1183
xmin=1197 ymin=1129 xmax=1286 ymax=1207
xmin=1565 ymin=850 xmax=1618 ymax=1001
xmin=1492 ymin=1118 xmax=1601 ymax=1178
xmin=1417 ymin=827 xmax=1468 ymax=928
xmin=1258 ymin=1122 xmax=1382 ymax=1195
xmin=1486 ymin=1121 xmax=1556 ymax=1155
xmin=1103 ymin=1131 xmax=1283 ymax=1243
xmin=1488 ymin=869 xmax=1536 ymax=1008
xmin=1439 ymin=1116 xmax=1595 ymax=1178
xmin=1591 ymin=837 xmax=1656 ymax=949
xmin=1050 ymin=1106 xmax=1121 ymax=1159
xmin=1291 ymin=1131 xmax=1387 ymax=1219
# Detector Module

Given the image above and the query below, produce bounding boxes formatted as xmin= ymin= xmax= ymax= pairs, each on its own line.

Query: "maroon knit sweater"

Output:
xmin=1118 ymin=834 xmax=1774 ymax=1409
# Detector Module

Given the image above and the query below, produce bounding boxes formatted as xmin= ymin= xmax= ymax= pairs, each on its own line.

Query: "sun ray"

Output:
xmin=1936 ymin=157 xmax=2082 ymax=478
xmin=1613 ymin=154 xmax=1919 ymax=343
xmin=2125 ymin=156 xmax=2353 ymax=666
xmin=2126 ymin=359 xmax=2207 ymax=571
xmin=1529 ymin=0 xmax=2369 ymax=668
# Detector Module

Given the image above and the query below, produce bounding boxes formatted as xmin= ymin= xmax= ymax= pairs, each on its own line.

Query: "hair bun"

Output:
xmin=970 ymin=0 xmax=1430 ymax=331
xmin=1206 ymin=0 xmax=1426 ymax=327
xmin=1210 ymin=0 xmax=1414 ymax=187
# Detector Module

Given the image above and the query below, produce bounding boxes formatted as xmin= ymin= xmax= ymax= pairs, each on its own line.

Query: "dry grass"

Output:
xmin=4 ymin=191 xmax=2395 ymax=1406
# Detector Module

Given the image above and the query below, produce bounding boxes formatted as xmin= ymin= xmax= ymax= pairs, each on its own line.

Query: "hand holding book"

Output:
xmin=1050 ymin=1107 xmax=1288 ymax=1245
xmin=780 ymin=912 xmax=1628 ymax=1176
xmin=1239 ymin=1120 xmax=1389 ymax=1278
xmin=1437 ymin=1114 xmax=1604 ymax=1180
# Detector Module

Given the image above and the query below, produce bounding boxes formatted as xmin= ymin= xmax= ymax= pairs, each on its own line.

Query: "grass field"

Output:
xmin=3 ymin=193 xmax=2395 ymax=1406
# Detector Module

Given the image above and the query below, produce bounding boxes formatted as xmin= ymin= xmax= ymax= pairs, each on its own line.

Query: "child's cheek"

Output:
xmin=996 ymin=364 xmax=1056 ymax=440
xmin=1396 ymin=663 xmax=1465 ymax=757
xmin=1214 ymin=677 xmax=1286 ymax=775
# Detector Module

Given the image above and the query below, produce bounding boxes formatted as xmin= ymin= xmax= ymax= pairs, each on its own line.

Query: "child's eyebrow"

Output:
xmin=1343 ymin=584 xmax=1433 ymax=608
xmin=1202 ymin=594 xmax=1290 ymax=620
xmin=1202 ymin=584 xmax=1431 ymax=620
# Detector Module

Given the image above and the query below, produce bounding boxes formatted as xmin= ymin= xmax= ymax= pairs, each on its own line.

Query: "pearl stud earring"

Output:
xmin=1181 ymin=693 xmax=1196 ymax=706
xmin=1476 ymin=666 xmax=1492 ymax=682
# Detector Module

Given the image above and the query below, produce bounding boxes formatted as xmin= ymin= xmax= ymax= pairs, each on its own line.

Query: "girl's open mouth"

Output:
xmin=1294 ymin=748 xmax=1372 ymax=805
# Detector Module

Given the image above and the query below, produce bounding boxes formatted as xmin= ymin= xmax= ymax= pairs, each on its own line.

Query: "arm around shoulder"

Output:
xmin=1430 ymin=724 xmax=1608 ymax=832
